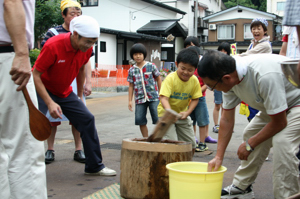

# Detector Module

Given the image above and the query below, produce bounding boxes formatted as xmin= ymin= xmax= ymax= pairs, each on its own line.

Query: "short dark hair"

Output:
xmin=187 ymin=46 xmax=201 ymax=56
xmin=184 ymin=36 xmax=200 ymax=48
xmin=250 ymin=21 xmax=268 ymax=36
xmin=130 ymin=43 xmax=147 ymax=60
xmin=197 ymin=50 xmax=236 ymax=81
xmin=176 ymin=48 xmax=199 ymax=69
xmin=62 ymin=7 xmax=82 ymax=16
xmin=217 ymin=42 xmax=231 ymax=55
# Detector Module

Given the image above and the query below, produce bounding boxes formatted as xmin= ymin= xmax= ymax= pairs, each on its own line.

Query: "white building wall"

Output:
xmin=267 ymin=0 xmax=286 ymax=17
xmin=175 ymin=37 xmax=184 ymax=57
xmin=163 ymin=0 xmax=223 ymax=37
xmin=129 ymin=0 xmax=179 ymax=32
xmin=201 ymin=0 xmax=222 ymax=13
xmin=82 ymin=0 xmax=179 ymax=33
xmin=82 ymin=0 xmax=130 ymax=32
xmin=208 ymin=10 xmax=275 ymax=22
xmin=98 ymin=33 xmax=117 ymax=69
xmin=82 ymin=0 xmax=181 ymax=67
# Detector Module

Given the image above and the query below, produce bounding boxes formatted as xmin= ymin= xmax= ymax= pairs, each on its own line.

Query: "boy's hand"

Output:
xmin=48 ymin=101 xmax=63 ymax=119
xmin=128 ymin=101 xmax=133 ymax=112
xmin=178 ymin=111 xmax=189 ymax=120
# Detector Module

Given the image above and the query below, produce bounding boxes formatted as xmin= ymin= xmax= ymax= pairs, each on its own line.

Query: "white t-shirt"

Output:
xmin=0 ymin=0 xmax=35 ymax=49
xmin=283 ymin=26 xmax=300 ymax=59
xmin=223 ymin=54 xmax=300 ymax=115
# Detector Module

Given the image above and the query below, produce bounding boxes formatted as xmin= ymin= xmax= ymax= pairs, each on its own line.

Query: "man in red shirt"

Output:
xmin=32 ymin=15 xmax=116 ymax=176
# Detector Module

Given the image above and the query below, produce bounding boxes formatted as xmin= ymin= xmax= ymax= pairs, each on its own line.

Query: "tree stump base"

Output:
xmin=120 ymin=138 xmax=192 ymax=199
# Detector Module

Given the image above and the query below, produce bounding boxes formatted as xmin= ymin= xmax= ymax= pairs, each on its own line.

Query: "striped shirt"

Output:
xmin=41 ymin=24 xmax=94 ymax=56
xmin=283 ymin=0 xmax=300 ymax=26
xmin=41 ymin=25 xmax=68 ymax=47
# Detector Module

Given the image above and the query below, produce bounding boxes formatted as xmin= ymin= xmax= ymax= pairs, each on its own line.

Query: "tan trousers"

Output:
xmin=0 ymin=53 xmax=47 ymax=199
xmin=163 ymin=116 xmax=197 ymax=148
xmin=232 ymin=108 xmax=300 ymax=199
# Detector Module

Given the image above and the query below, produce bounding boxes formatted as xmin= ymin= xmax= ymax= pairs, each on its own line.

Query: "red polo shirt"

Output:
xmin=34 ymin=32 xmax=92 ymax=98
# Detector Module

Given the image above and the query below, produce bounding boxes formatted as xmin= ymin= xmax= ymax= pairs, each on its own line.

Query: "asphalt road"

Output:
xmin=46 ymin=90 xmax=278 ymax=199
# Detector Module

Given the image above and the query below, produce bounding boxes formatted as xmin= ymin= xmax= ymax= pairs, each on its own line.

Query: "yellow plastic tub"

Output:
xmin=166 ymin=161 xmax=227 ymax=199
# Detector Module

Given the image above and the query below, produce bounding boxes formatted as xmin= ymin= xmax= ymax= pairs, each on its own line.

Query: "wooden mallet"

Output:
xmin=22 ymin=87 xmax=51 ymax=141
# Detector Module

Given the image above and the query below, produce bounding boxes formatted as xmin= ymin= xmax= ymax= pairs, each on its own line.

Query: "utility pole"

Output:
xmin=194 ymin=0 xmax=198 ymax=37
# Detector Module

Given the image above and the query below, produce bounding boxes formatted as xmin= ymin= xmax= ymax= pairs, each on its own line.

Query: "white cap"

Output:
xmin=70 ymin=15 xmax=100 ymax=38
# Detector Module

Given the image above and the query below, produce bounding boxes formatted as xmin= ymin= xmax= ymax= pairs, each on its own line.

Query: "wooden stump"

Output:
xmin=120 ymin=138 xmax=192 ymax=199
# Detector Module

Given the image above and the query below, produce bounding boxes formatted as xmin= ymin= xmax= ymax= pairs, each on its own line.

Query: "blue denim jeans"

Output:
xmin=135 ymin=100 xmax=159 ymax=125
xmin=214 ymin=90 xmax=223 ymax=104
xmin=190 ymin=97 xmax=209 ymax=127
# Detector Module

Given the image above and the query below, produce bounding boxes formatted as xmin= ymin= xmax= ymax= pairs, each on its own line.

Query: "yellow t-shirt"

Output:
xmin=157 ymin=72 xmax=202 ymax=117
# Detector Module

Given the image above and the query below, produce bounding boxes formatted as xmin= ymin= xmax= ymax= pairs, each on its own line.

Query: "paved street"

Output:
xmin=46 ymin=90 xmax=276 ymax=199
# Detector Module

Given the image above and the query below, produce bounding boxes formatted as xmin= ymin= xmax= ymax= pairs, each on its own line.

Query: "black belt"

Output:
xmin=0 ymin=45 xmax=14 ymax=53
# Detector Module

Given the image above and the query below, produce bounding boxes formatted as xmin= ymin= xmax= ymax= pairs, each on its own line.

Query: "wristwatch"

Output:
xmin=246 ymin=139 xmax=254 ymax=152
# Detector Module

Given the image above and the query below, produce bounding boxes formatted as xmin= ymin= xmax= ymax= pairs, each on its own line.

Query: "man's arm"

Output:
xmin=279 ymin=42 xmax=287 ymax=56
xmin=237 ymin=111 xmax=287 ymax=160
xmin=4 ymin=0 xmax=31 ymax=91
xmin=201 ymin=84 xmax=207 ymax=93
xmin=77 ymin=65 xmax=86 ymax=100
xmin=84 ymin=60 xmax=92 ymax=96
xmin=208 ymin=108 xmax=235 ymax=171
xmin=32 ymin=68 xmax=63 ymax=119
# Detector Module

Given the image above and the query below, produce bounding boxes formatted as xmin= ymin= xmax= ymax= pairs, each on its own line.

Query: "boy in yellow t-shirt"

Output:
xmin=157 ymin=48 xmax=202 ymax=153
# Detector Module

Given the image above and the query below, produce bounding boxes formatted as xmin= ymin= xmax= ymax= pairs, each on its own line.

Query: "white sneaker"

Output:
xmin=85 ymin=167 xmax=117 ymax=176
xmin=221 ymin=184 xmax=255 ymax=199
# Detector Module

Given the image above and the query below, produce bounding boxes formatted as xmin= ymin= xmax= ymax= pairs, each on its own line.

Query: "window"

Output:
xmin=100 ymin=41 xmax=106 ymax=52
xmin=277 ymin=2 xmax=285 ymax=11
xmin=217 ymin=25 xmax=235 ymax=40
xmin=80 ymin=0 xmax=98 ymax=7
xmin=244 ymin=24 xmax=253 ymax=39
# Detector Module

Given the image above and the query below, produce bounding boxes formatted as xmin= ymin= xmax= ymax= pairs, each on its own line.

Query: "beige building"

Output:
xmin=202 ymin=5 xmax=282 ymax=54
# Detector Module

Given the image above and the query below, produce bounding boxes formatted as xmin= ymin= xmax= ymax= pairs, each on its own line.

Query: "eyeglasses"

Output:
xmin=207 ymin=75 xmax=224 ymax=91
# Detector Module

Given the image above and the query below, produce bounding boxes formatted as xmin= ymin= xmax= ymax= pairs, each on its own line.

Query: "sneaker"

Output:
xmin=195 ymin=142 xmax=208 ymax=152
xmin=85 ymin=167 xmax=117 ymax=176
xmin=221 ymin=184 xmax=255 ymax=199
xmin=45 ymin=150 xmax=55 ymax=164
xmin=205 ymin=136 xmax=218 ymax=143
xmin=74 ymin=150 xmax=86 ymax=163
xmin=213 ymin=125 xmax=219 ymax=133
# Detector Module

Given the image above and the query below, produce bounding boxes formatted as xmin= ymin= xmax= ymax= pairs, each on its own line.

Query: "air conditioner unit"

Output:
xmin=209 ymin=24 xmax=216 ymax=30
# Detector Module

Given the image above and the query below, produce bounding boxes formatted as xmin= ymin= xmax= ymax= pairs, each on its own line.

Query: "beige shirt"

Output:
xmin=223 ymin=54 xmax=300 ymax=115
xmin=240 ymin=36 xmax=272 ymax=56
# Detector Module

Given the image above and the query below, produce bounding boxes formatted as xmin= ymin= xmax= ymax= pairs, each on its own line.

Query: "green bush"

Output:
xmin=29 ymin=48 xmax=41 ymax=67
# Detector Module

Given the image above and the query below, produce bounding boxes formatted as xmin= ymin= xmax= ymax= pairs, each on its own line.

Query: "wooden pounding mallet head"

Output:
xmin=147 ymin=109 xmax=181 ymax=142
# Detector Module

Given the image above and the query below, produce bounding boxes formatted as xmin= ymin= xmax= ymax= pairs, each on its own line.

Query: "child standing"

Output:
xmin=127 ymin=43 xmax=162 ymax=137
xmin=212 ymin=42 xmax=231 ymax=133
xmin=157 ymin=48 xmax=202 ymax=153
xmin=188 ymin=46 xmax=217 ymax=152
